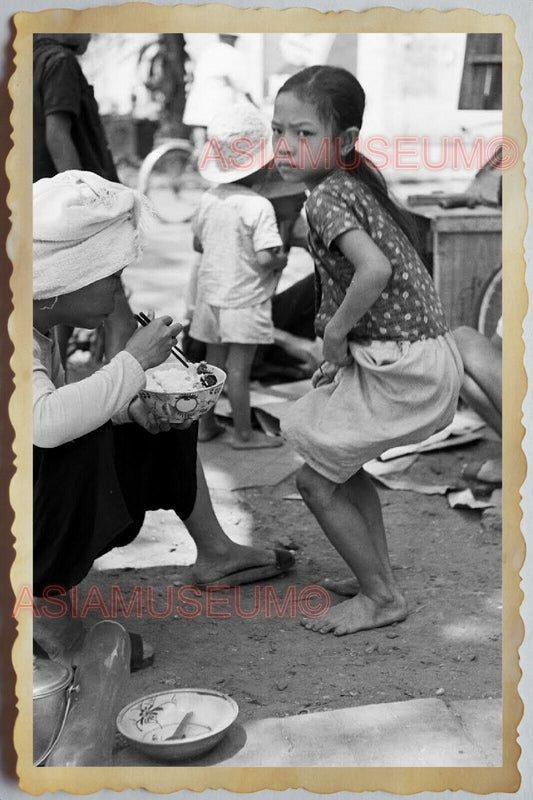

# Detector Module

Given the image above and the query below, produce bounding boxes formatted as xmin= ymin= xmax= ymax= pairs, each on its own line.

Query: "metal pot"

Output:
xmin=33 ymin=656 xmax=74 ymax=766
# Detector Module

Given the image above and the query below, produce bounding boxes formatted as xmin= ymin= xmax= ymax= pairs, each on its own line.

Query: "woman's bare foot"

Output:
xmin=184 ymin=541 xmax=294 ymax=586
xmin=230 ymin=431 xmax=283 ymax=449
xmin=198 ymin=418 xmax=226 ymax=442
xmin=320 ymin=576 xmax=360 ymax=596
xmin=301 ymin=591 xmax=408 ymax=636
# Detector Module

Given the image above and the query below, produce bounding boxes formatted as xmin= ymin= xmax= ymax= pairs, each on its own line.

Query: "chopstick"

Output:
xmin=134 ymin=312 xmax=190 ymax=369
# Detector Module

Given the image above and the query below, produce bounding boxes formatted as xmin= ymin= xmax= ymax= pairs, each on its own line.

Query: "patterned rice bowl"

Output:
xmin=138 ymin=363 xmax=226 ymax=423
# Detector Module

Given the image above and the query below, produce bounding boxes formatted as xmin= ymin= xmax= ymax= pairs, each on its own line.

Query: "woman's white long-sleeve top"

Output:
xmin=33 ymin=328 xmax=146 ymax=448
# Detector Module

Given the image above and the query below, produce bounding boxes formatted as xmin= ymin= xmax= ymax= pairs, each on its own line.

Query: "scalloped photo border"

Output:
xmin=7 ymin=4 xmax=527 ymax=794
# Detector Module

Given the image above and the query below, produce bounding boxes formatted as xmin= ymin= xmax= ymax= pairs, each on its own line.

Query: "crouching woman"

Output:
xmin=33 ymin=170 xmax=293 ymax=666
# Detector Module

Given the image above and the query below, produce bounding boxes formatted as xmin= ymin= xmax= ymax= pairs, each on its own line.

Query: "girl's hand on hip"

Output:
xmin=312 ymin=361 xmax=339 ymax=388
xmin=125 ymin=316 xmax=183 ymax=370
xmin=323 ymin=323 xmax=353 ymax=367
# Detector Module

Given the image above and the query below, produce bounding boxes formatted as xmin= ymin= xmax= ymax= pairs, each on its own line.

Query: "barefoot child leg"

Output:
xmin=297 ymin=465 xmax=406 ymax=635
xmin=226 ymin=342 xmax=282 ymax=449
xmin=319 ymin=454 xmax=398 ymax=597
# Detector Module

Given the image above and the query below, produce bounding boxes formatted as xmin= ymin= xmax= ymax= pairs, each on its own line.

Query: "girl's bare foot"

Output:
xmin=198 ymin=418 xmax=226 ymax=442
xmin=301 ymin=591 xmax=408 ymax=636
xmin=230 ymin=431 xmax=283 ymax=449
xmin=320 ymin=576 xmax=360 ymax=596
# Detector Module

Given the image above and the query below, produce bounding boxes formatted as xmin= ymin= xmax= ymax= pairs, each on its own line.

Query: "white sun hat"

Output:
xmin=197 ymin=102 xmax=274 ymax=185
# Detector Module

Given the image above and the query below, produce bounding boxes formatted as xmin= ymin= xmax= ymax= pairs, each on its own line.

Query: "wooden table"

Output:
xmin=411 ymin=204 xmax=502 ymax=330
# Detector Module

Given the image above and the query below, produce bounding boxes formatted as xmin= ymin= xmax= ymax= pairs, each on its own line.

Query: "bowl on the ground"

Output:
xmin=138 ymin=363 xmax=226 ymax=423
xmin=116 ymin=688 xmax=239 ymax=762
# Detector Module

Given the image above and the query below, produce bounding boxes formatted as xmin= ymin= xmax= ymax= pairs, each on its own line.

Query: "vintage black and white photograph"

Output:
xmin=11 ymin=11 xmax=523 ymax=790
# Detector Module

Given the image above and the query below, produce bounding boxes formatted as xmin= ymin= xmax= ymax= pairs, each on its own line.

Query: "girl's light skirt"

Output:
xmin=282 ymin=333 xmax=464 ymax=484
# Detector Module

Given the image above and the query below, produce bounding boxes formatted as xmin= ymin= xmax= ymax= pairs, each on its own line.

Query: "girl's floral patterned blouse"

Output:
xmin=305 ymin=169 xmax=449 ymax=342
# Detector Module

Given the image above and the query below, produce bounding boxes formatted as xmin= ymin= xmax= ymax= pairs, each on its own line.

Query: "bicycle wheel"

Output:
xmin=477 ymin=266 xmax=502 ymax=338
xmin=137 ymin=139 xmax=200 ymax=223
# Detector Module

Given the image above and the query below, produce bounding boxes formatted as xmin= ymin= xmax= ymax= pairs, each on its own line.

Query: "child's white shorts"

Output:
xmin=190 ymin=299 xmax=274 ymax=345
xmin=282 ymin=333 xmax=464 ymax=484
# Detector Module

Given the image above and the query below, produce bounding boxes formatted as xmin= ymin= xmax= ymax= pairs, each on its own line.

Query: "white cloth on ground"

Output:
xmin=33 ymin=328 xmax=145 ymax=448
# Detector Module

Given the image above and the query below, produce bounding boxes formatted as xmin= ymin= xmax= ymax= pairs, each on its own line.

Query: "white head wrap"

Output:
xmin=33 ymin=170 xmax=152 ymax=300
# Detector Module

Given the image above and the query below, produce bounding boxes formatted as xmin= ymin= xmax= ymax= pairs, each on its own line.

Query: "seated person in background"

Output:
xmin=453 ymin=319 xmax=502 ymax=437
xmin=249 ymin=166 xmax=322 ymax=381
xmin=253 ymin=272 xmax=321 ymax=382
xmin=33 ymin=170 xmax=294 ymax=666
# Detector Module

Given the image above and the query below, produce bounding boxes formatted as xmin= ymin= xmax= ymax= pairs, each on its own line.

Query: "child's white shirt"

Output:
xmin=192 ymin=184 xmax=282 ymax=309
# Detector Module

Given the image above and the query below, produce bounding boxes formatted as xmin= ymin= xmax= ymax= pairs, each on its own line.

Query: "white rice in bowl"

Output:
xmin=146 ymin=369 xmax=203 ymax=393
xmin=145 ymin=362 xmax=218 ymax=394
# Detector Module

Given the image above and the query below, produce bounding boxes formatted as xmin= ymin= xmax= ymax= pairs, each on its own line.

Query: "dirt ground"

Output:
xmin=74 ymin=432 xmax=501 ymax=730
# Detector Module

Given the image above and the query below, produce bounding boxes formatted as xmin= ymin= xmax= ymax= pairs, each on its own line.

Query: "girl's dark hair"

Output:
xmin=278 ymin=66 xmax=421 ymax=252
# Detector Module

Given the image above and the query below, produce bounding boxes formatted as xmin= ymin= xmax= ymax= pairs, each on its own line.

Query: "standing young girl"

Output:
xmin=272 ymin=66 xmax=463 ymax=635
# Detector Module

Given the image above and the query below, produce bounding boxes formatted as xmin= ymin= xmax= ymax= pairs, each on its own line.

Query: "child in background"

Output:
xmin=272 ymin=66 xmax=463 ymax=635
xmin=191 ymin=104 xmax=288 ymax=448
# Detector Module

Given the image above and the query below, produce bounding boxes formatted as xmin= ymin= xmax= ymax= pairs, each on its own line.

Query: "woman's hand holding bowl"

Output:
xmin=128 ymin=397 xmax=193 ymax=434
xmin=125 ymin=316 xmax=183 ymax=370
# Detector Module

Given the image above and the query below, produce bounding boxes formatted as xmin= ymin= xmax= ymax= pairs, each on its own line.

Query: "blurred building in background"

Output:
xmin=81 ymin=32 xmax=501 ymax=194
